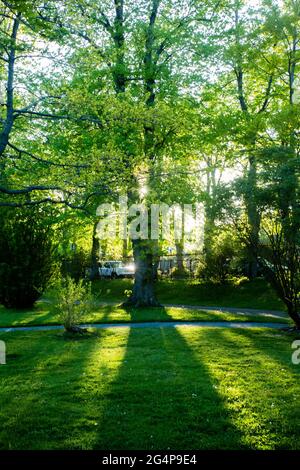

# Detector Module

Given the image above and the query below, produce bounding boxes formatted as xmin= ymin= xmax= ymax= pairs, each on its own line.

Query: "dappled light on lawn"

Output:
xmin=0 ymin=326 xmax=299 ymax=449
xmin=178 ymin=327 xmax=300 ymax=449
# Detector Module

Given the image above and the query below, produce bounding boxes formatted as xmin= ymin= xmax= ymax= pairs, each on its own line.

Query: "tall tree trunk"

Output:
xmin=0 ymin=14 xmax=20 ymax=184
xmin=124 ymin=239 xmax=160 ymax=307
xmin=99 ymin=239 xmax=107 ymax=261
xmin=175 ymin=241 xmax=184 ymax=271
xmin=175 ymin=207 xmax=185 ymax=272
xmin=152 ymin=238 xmax=160 ymax=280
xmin=203 ymin=159 xmax=216 ymax=256
xmin=245 ymin=155 xmax=260 ymax=278
xmin=90 ymin=221 xmax=100 ymax=280
xmin=122 ymin=238 xmax=128 ymax=259
xmin=233 ymin=6 xmax=267 ymax=280
xmin=112 ymin=0 xmax=126 ymax=94
xmin=281 ymin=34 xmax=299 ymax=329
xmin=287 ymin=305 xmax=300 ymax=330
xmin=125 ymin=0 xmax=161 ymax=307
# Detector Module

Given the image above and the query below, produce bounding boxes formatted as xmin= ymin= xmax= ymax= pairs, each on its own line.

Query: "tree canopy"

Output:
xmin=0 ymin=0 xmax=299 ymax=322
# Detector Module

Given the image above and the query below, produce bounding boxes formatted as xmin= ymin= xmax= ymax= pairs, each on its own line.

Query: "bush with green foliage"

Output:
xmin=0 ymin=208 xmax=56 ymax=309
xmin=56 ymin=277 xmax=94 ymax=333
xmin=60 ymin=249 xmax=90 ymax=282
xmin=171 ymin=267 xmax=190 ymax=279
xmin=198 ymin=229 xmax=243 ymax=284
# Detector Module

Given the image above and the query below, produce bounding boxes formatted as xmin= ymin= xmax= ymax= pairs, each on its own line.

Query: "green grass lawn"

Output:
xmin=0 ymin=304 xmax=289 ymax=329
xmin=93 ymin=277 xmax=284 ymax=310
xmin=0 ymin=326 xmax=299 ymax=450
xmin=0 ymin=278 xmax=288 ymax=328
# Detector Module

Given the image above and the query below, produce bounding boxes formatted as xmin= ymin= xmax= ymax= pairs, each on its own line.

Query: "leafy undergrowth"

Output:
xmin=0 ymin=327 xmax=299 ymax=449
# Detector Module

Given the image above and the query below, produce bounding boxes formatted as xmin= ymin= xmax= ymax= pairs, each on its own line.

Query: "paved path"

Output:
xmin=163 ymin=304 xmax=287 ymax=319
xmin=0 ymin=321 xmax=288 ymax=334
xmin=41 ymin=299 xmax=287 ymax=319
xmin=97 ymin=301 xmax=287 ymax=319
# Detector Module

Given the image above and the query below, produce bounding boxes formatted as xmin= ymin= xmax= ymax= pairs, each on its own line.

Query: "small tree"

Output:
xmin=0 ymin=208 xmax=56 ymax=309
xmin=56 ymin=277 xmax=94 ymax=334
xmin=60 ymin=249 xmax=90 ymax=282
xmin=236 ymin=149 xmax=300 ymax=330
xmin=199 ymin=228 xmax=241 ymax=284
xmin=258 ymin=219 xmax=300 ymax=329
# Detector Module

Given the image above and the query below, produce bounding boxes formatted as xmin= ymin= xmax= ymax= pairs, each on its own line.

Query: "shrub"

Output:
xmin=56 ymin=277 xmax=95 ymax=333
xmin=170 ymin=267 xmax=190 ymax=279
xmin=60 ymin=249 xmax=90 ymax=282
xmin=198 ymin=229 xmax=243 ymax=284
xmin=0 ymin=208 xmax=56 ymax=308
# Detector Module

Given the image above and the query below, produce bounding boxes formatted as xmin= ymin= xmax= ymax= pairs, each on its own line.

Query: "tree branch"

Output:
xmin=0 ymin=13 xmax=20 ymax=157
xmin=7 ymin=142 xmax=89 ymax=170
xmin=258 ymin=75 xmax=273 ymax=114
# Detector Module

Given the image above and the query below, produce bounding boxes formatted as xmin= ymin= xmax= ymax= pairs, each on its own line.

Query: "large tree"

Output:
xmin=47 ymin=0 xmax=219 ymax=306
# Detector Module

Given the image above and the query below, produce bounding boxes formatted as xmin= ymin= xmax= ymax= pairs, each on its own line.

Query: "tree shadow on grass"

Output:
xmin=24 ymin=310 xmax=57 ymax=326
xmin=223 ymin=327 xmax=300 ymax=373
xmin=92 ymin=307 xmax=245 ymax=450
xmin=91 ymin=304 xmax=118 ymax=323
xmin=192 ymin=328 xmax=300 ymax=449
xmin=0 ymin=330 xmax=108 ymax=450
xmin=4 ymin=320 xmax=294 ymax=450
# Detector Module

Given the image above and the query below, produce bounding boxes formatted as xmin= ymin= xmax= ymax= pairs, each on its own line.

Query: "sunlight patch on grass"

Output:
xmin=0 ymin=328 xmax=299 ymax=449
xmin=177 ymin=327 xmax=300 ymax=449
xmin=0 ymin=304 xmax=289 ymax=329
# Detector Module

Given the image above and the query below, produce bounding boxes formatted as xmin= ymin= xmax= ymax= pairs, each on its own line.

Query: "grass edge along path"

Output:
xmin=0 ymin=320 xmax=289 ymax=333
xmin=0 ymin=303 xmax=290 ymax=329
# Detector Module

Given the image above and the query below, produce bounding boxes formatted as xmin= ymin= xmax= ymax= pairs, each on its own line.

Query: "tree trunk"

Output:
xmin=124 ymin=0 xmax=162 ymax=307
xmin=122 ymin=238 xmax=128 ymax=259
xmin=123 ymin=239 xmax=160 ymax=307
xmin=202 ymin=158 xmax=216 ymax=256
xmin=287 ymin=304 xmax=300 ymax=330
xmin=121 ymin=0 xmax=163 ymax=307
xmin=246 ymin=155 xmax=261 ymax=279
xmin=90 ymin=222 xmax=100 ymax=280
xmin=233 ymin=8 xmax=262 ymax=279
xmin=0 ymin=16 xmax=20 ymax=160
xmin=175 ymin=241 xmax=184 ymax=271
